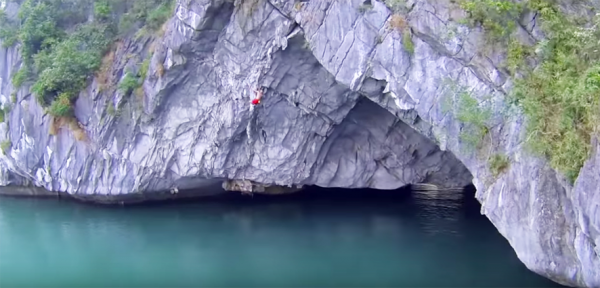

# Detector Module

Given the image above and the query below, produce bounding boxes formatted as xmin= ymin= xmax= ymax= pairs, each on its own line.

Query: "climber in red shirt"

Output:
xmin=251 ymin=87 xmax=264 ymax=105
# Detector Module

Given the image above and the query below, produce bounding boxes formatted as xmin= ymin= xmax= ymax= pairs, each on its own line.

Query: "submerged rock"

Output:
xmin=0 ymin=0 xmax=598 ymax=286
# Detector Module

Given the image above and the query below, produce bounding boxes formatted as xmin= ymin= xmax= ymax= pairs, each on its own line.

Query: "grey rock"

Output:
xmin=0 ymin=0 xmax=599 ymax=286
xmin=571 ymin=139 xmax=600 ymax=287
xmin=0 ymin=0 xmax=471 ymax=196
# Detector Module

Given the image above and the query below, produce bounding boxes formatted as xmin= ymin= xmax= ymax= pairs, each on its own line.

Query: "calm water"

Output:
xmin=0 ymin=187 xmax=562 ymax=287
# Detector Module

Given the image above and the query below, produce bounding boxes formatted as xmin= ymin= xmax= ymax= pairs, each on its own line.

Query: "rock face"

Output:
xmin=0 ymin=0 xmax=598 ymax=287
xmin=0 ymin=0 xmax=473 ymax=196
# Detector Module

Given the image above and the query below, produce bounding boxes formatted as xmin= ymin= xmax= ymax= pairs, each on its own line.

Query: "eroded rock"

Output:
xmin=0 ymin=0 xmax=598 ymax=286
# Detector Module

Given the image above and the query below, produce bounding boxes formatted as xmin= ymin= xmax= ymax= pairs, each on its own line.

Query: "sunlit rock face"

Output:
xmin=0 ymin=0 xmax=472 ymax=197
xmin=0 ymin=0 xmax=598 ymax=286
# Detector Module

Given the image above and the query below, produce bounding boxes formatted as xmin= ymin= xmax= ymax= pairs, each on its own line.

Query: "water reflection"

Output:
xmin=0 ymin=187 xmax=561 ymax=287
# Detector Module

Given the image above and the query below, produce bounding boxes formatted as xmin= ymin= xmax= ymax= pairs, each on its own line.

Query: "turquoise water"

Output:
xmin=0 ymin=187 xmax=562 ymax=287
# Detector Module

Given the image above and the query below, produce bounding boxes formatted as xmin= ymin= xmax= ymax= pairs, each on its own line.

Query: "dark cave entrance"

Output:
xmin=226 ymin=183 xmax=481 ymax=216
xmin=128 ymin=182 xmax=480 ymax=220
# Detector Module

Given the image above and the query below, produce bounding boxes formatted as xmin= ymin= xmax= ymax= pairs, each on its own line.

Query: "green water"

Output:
xmin=0 ymin=187 xmax=562 ymax=287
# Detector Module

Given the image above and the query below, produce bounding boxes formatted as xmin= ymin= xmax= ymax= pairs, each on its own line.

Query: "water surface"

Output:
xmin=0 ymin=187 xmax=563 ymax=287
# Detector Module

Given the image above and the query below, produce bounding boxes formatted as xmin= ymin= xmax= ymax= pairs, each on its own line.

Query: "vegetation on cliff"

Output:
xmin=0 ymin=0 xmax=595 ymax=184
xmin=0 ymin=0 xmax=173 ymax=118
xmin=442 ymin=79 xmax=493 ymax=152
xmin=459 ymin=0 xmax=600 ymax=183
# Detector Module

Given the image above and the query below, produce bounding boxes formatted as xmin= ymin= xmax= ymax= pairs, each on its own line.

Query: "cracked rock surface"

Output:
xmin=0 ymin=0 xmax=598 ymax=286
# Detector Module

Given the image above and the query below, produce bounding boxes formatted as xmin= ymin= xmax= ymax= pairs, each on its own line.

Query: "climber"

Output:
xmin=251 ymin=87 xmax=264 ymax=105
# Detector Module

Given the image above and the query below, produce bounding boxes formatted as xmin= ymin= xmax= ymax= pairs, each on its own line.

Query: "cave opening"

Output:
xmin=207 ymin=183 xmax=483 ymax=220
xmin=128 ymin=182 xmax=479 ymax=219
xmin=249 ymin=31 xmax=476 ymax=193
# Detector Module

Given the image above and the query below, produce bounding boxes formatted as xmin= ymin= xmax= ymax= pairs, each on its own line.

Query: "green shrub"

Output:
xmin=384 ymin=0 xmax=406 ymax=12
xmin=134 ymin=27 xmax=148 ymax=40
xmin=140 ymin=56 xmax=151 ymax=80
xmin=32 ymin=48 xmax=54 ymax=73
xmin=32 ymin=25 xmax=110 ymax=106
xmin=2 ymin=0 xmax=174 ymax=130
xmin=459 ymin=0 xmax=523 ymax=46
xmin=459 ymin=0 xmax=523 ymax=39
xmin=94 ymin=1 xmax=111 ymax=20
xmin=0 ymin=9 xmax=19 ymax=47
xmin=509 ymin=1 xmax=600 ymax=182
xmin=11 ymin=67 xmax=28 ymax=88
xmin=119 ymin=72 xmax=141 ymax=94
xmin=402 ymin=32 xmax=414 ymax=54
xmin=444 ymin=81 xmax=492 ymax=150
xmin=17 ymin=0 xmax=65 ymax=66
xmin=489 ymin=154 xmax=510 ymax=177
xmin=118 ymin=12 xmax=136 ymax=35
xmin=36 ymin=22 xmax=112 ymax=103
xmin=47 ymin=93 xmax=73 ymax=117
xmin=0 ymin=109 xmax=4 ymax=123
xmin=1 ymin=139 xmax=11 ymax=154
xmin=3 ymin=0 xmax=115 ymax=112
xmin=506 ymin=38 xmax=532 ymax=75
xmin=146 ymin=1 xmax=174 ymax=30
xmin=118 ymin=0 xmax=175 ymax=34
xmin=458 ymin=0 xmax=600 ymax=182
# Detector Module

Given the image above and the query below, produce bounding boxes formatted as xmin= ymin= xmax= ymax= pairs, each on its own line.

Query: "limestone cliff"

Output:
xmin=0 ymin=0 xmax=598 ymax=287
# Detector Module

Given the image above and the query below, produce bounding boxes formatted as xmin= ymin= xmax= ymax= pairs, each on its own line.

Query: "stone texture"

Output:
xmin=0 ymin=0 xmax=598 ymax=287
xmin=571 ymin=139 xmax=600 ymax=287
xmin=0 ymin=0 xmax=472 ymax=198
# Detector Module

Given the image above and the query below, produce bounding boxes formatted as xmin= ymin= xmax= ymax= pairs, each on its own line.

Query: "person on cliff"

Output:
xmin=251 ymin=87 xmax=264 ymax=106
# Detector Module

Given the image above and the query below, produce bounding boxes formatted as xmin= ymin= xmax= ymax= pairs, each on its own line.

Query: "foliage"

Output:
xmin=16 ymin=0 xmax=65 ymax=66
xmin=1 ymin=139 xmax=11 ymax=154
xmin=0 ymin=0 xmax=113 ymax=112
xmin=387 ymin=13 xmax=414 ymax=54
xmin=506 ymin=38 xmax=532 ymax=74
xmin=458 ymin=0 xmax=523 ymax=39
xmin=0 ymin=109 xmax=4 ymax=123
xmin=119 ymin=0 xmax=174 ymax=34
xmin=443 ymin=81 xmax=492 ymax=150
xmin=119 ymin=53 xmax=152 ymax=96
xmin=0 ymin=9 xmax=19 ymax=47
xmin=32 ymin=23 xmax=113 ymax=106
xmin=118 ymin=12 xmax=136 ymax=35
xmin=458 ymin=0 xmax=600 ymax=182
xmin=118 ymin=71 xmax=141 ymax=94
xmin=11 ymin=67 xmax=28 ymax=88
xmin=146 ymin=1 xmax=174 ymax=30
xmin=384 ymin=0 xmax=407 ymax=13
xmin=489 ymin=154 xmax=510 ymax=177
xmin=514 ymin=0 xmax=600 ymax=182
xmin=47 ymin=93 xmax=73 ymax=117
xmin=402 ymin=32 xmax=414 ymax=54
xmin=140 ymin=55 xmax=151 ymax=80
xmin=94 ymin=1 xmax=111 ymax=20
xmin=0 ymin=0 xmax=175 ymax=125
